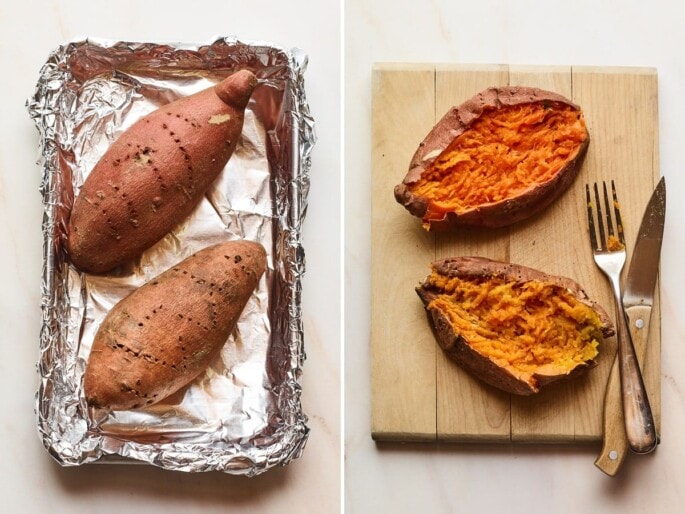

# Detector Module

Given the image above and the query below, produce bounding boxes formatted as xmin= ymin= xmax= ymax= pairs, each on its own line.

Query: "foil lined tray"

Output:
xmin=27 ymin=37 xmax=313 ymax=475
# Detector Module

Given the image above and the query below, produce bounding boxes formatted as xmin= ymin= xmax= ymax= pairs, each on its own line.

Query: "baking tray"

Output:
xmin=27 ymin=37 xmax=314 ymax=475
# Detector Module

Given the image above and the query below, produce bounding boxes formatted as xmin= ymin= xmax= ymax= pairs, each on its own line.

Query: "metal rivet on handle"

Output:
xmin=635 ymin=318 xmax=645 ymax=329
xmin=609 ymin=450 xmax=618 ymax=460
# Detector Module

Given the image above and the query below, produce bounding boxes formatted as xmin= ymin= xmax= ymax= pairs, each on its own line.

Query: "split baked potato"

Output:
xmin=395 ymin=86 xmax=589 ymax=231
xmin=416 ymin=257 xmax=614 ymax=395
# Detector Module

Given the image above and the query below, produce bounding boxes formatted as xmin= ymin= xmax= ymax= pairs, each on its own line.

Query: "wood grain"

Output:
xmin=434 ymin=64 xmax=511 ymax=442
xmin=507 ymin=66 xmax=579 ymax=442
xmin=370 ymin=63 xmax=660 ymax=444
xmin=371 ymin=64 xmax=437 ymax=440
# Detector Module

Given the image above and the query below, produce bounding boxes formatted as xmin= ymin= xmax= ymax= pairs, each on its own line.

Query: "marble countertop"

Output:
xmin=4 ymin=0 xmax=685 ymax=512
xmin=0 ymin=1 xmax=340 ymax=512
xmin=345 ymin=0 xmax=685 ymax=512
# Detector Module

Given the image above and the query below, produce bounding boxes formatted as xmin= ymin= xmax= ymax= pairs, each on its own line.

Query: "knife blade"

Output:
xmin=595 ymin=176 xmax=666 ymax=475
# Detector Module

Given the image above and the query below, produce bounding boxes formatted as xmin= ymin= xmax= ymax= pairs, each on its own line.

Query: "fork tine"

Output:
xmin=593 ymin=183 xmax=606 ymax=249
xmin=586 ymin=184 xmax=599 ymax=251
xmin=602 ymin=181 xmax=615 ymax=239
xmin=611 ymin=180 xmax=625 ymax=244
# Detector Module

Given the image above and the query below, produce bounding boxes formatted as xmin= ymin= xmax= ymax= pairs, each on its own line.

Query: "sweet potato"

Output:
xmin=83 ymin=240 xmax=266 ymax=410
xmin=416 ymin=257 xmax=614 ymax=395
xmin=67 ymin=70 xmax=258 ymax=273
xmin=395 ymin=86 xmax=589 ymax=231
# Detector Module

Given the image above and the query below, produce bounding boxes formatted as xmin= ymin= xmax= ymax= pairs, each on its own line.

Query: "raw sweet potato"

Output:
xmin=67 ymin=70 xmax=258 ymax=273
xmin=416 ymin=257 xmax=614 ymax=395
xmin=83 ymin=240 xmax=266 ymax=410
xmin=395 ymin=86 xmax=589 ymax=231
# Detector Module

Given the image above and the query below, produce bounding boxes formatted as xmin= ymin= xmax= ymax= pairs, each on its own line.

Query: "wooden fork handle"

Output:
xmin=596 ymin=305 xmax=657 ymax=475
xmin=595 ymin=353 xmax=628 ymax=475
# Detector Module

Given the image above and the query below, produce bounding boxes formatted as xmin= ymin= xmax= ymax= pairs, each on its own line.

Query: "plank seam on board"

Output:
xmin=571 ymin=63 xmax=577 ymax=444
xmin=433 ymin=65 xmax=439 ymax=440
xmin=505 ymin=62 xmax=511 ymax=443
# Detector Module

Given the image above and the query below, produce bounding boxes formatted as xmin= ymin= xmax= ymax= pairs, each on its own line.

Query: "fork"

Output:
xmin=586 ymin=181 xmax=657 ymax=454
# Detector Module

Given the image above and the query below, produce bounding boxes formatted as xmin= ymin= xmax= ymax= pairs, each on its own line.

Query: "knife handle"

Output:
xmin=596 ymin=305 xmax=657 ymax=474
xmin=617 ymin=304 xmax=657 ymax=454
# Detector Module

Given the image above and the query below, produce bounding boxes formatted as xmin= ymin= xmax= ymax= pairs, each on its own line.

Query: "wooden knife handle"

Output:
xmin=595 ymin=305 xmax=655 ymax=475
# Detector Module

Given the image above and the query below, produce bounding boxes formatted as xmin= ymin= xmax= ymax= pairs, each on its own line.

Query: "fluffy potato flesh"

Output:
xmin=410 ymin=102 xmax=588 ymax=221
xmin=426 ymin=270 xmax=602 ymax=387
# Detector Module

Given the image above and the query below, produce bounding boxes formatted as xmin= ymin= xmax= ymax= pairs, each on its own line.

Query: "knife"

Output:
xmin=595 ymin=177 xmax=666 ymax=476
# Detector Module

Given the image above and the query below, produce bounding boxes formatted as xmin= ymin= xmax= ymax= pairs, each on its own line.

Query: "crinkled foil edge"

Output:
xmin=27 ymin=36 xmax=314 ymax=475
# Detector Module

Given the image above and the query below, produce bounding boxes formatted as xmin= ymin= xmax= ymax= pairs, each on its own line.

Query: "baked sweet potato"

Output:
xmin=416 ymin=257 xmax=614 ymax=395
xmin=83 ymin=240 xmax=266 ymax=410
xmin=395 ymin=86 xmax=589 ymax=231
xmin=67 ymin=70 xmax=258 ymax=273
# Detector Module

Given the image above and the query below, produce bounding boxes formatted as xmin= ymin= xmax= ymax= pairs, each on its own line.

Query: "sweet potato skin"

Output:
xmin=83 ymin=240 xmax=266 ymax=411
xmin=416 ymin=257 xmax=614 ymax=395
xmin=67 ymin=70 xmax=258 ymax=273
xmin=394 ymin=86 xmax=589 ymax=231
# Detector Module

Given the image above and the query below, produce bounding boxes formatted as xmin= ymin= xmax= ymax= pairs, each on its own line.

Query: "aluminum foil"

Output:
xmin=27 ymin=37 xmax=313 ymax=475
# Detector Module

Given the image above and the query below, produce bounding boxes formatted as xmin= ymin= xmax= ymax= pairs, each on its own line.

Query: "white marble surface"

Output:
xmin=345 ymin=0 xmax=685 ymax=512
xmin=0 ymin=1 xmax=340 ymax=512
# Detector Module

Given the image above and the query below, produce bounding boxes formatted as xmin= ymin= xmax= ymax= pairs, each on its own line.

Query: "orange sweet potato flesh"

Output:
xmin=67 ymin=70 xmax=258 ymax=273
xmin=395 ymin=86 xmax=589 ymax=231
xmin=83 ymin=240 xmax=266 ymax=411
xmin=416 ymin=257 xmax=614 ymax=395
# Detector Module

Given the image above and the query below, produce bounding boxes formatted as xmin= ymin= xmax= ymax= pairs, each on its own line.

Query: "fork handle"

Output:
xmin=595 ymin=305 xmax=655 ymax=475
xmin=609 ymin=278 xmax=658 ymax=454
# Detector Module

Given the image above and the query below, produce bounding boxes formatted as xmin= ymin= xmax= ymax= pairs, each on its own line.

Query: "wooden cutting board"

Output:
xmin=371 ymin=63 xmax=661 ymax=443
